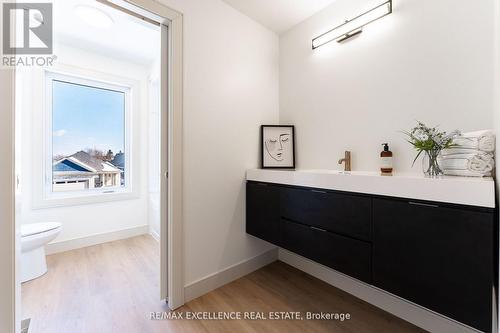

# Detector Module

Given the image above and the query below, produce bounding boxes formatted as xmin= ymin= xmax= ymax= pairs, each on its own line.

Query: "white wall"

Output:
xmin=280 ymin=0 xmax=495 ymax=172
xmin=17 ymin=44 xmax=151 ymax=244
xmin=156 ymin=0 xmax=280 ymax=286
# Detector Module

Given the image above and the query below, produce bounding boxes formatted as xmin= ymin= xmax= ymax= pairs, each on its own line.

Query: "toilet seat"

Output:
xmin=20 ymin=222 xmax=62 ymax=283
xmin=21 ymin=222 xmax=61 ymax=237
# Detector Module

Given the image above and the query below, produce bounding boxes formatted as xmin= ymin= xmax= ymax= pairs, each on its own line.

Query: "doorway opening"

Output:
xmin=13 ymin=0 xmax=179 ymax=330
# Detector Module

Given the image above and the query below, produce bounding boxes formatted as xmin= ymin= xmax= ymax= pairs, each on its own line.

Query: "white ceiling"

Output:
xmin=53 ymin=0 xmax=160 ymax=66
xmin=222 ymin=0 xmax=338 ymax=34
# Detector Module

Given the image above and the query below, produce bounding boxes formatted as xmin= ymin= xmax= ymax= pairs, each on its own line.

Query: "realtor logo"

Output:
xmin=2 ymin=3 xmax=53 ymax=55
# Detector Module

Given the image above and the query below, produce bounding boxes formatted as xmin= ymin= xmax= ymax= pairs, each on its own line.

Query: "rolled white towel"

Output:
xmin=443 ymin=169 xmax=492 ymax=178
xmin=441 ymin=148 xmax=492 ymax=156
xmin=468 ymin=153 xmax=495 ymax=173
xmin=446 ymin=130 xmax=495 ymax=153
xmin=460 ymin=129 xmax=495 ymax=138
xmin=440 ymin=153 xmax=494 ymax=174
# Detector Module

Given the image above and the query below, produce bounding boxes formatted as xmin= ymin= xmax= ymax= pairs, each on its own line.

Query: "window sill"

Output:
xmin=33 ymin=189 xmax=140 ymax=210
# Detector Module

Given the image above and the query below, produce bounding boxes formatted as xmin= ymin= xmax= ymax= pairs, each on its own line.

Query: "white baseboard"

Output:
xmin=279 ymin=249 xmax=480 ymax=333
xmin=45 ymin=225 xmax=149 ymax=255
xmin=184 ymin=248 xmax=279 ymax=303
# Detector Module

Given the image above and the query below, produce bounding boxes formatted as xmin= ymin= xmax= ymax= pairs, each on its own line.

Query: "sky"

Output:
xmin=52 ymin=80 xmax=125 ymax=157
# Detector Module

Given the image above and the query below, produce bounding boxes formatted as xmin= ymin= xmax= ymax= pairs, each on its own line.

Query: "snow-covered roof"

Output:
xmin=53 ymin=151 xmax=121 ymax=173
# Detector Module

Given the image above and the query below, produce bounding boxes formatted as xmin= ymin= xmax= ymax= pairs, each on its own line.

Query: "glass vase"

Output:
xmin=422 ymin=150 xmax=443 ymax=177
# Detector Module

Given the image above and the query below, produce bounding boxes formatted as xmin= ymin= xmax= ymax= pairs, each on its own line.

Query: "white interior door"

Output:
xmin=97 ymin=0 xmax=169 ymax=302
xmin=160 ymin=23 xmax=169 ymax=301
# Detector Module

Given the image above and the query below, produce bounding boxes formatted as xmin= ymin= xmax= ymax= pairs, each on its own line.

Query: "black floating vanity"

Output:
xmin=245 ymin=169 xmax=497 ymax=333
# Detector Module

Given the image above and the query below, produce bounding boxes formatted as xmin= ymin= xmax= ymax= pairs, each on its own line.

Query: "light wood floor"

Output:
xmin=22 ymin=235 xmax=425 ymax=333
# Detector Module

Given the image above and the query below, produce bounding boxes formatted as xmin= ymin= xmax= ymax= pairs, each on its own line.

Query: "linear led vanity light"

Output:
xmin=312 ymin=0 xmax=392 ymax=49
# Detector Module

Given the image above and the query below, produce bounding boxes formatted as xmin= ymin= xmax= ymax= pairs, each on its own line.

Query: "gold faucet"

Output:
xmin=338 ymin=151 xmax=351 ymax=172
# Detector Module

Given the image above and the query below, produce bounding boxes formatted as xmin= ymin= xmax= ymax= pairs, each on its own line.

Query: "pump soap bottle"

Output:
xmin=380 ymin=143 xmax=393 ymax=175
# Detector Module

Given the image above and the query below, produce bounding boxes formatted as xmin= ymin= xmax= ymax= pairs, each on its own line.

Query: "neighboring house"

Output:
xmin=53 ymin=151 xmax=122 ymax=192
xmin=111 ymin=151 xmax=125 ymax=186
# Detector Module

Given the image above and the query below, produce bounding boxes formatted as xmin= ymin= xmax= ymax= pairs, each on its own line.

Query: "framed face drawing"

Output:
xmin=261 ymin=125 xmax=295 ymax=169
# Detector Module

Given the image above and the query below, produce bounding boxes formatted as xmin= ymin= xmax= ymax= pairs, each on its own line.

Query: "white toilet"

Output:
xmin=20 ymin=222 xmax=62 ymax=283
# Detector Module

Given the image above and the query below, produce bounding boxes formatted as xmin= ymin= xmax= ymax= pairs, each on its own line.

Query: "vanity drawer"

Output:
xmin=280 ymin=186 xmax=372 ymax=241
xmin=246 ymin=182 xmax=281 ymax=245
xmin=280 ymin=219 xmax=314 ymax=259
xmin=280 ymin=219 xmax=372 ymax=283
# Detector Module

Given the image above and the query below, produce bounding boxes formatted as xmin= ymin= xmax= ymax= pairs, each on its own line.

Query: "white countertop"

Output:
xmin=246 ymin=169 xmax=496 ymax=208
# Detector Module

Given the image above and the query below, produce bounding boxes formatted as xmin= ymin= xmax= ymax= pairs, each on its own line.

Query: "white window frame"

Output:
xmin=33 ymin=69 xmax=140 ymax=208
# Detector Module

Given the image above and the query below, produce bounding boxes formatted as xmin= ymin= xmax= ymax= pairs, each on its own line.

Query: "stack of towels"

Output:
xmin=440 ymin=130 xmax=495 ymax=177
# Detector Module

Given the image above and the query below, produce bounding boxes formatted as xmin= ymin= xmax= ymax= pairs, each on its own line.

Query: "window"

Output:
xmin=45 ymin=72 xmax=132 ymax=199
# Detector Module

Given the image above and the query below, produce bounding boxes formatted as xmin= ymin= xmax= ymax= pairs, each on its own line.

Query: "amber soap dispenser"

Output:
xmin=380 ymin=143 xmax=393 ymax=174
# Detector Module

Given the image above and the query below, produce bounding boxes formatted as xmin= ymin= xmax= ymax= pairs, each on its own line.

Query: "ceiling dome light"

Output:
xmin=75 ymin=5 xmax=114 ymax=29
